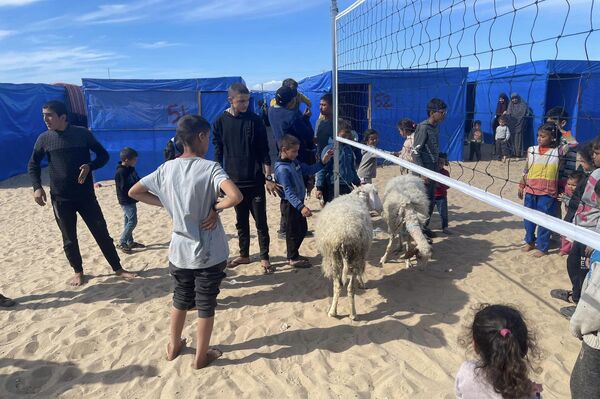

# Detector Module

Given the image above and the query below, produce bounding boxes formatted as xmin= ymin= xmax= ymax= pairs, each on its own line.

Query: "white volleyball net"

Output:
xmin=333 ymin=0 xmax=600 ymax=250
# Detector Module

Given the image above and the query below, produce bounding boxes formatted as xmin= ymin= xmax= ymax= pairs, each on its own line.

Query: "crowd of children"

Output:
xmin=12 ymin=85 xmax=600 ymax=396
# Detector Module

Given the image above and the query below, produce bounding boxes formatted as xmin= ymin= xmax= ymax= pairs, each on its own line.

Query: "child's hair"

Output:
xmin=592 ymin=135 xmax=600 ymax=151
xmin=427 ymin=98 xmax=447 ymax=116
xmin=595 ymin=179 xmax=600 ymax=197
xmin=568 ymin=170 xmax=585 ymax=184
xmin=545 ymin=106 xmax=569 ymax=124
xmin=473 ymin=120 xmax=482 ymax=127
xmin=397 ymin=118 xmax=417 ymax=134
xmin=227 ymin=82 xmax=250 ymax=97
xmin=321 ymin=93 xmax=332 ymax=106
xmin=438 ymin=152 xmax=449 ymax=166
xmin=538 ymin=123 xmax=560 ymax=148
xmin=463 ymin=304 xmax=539 ymax=399
xmin=43 ymin=100 xmax=68 ymax=117
xmin=119 ymin=147 xmax=138 ymax=161
xmin=498 ymin=115 xmax=507 ymax=124
xmin=282 ymin=78 xmax=299 ymax=90
xmin=279 ymin=134 xmax=300 ymax=150
xmin=362 ymin=128 xmax=379 ymax=143
xmin=338 ymin=118 xmax=352 ymax=133
xmin=576 ymin=141 xmax=594 ymax=165
xmin=176 ymin=115 xmax=210 ymax=147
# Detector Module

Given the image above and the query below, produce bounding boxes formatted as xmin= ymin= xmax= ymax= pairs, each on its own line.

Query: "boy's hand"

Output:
xmin=34 ymin=188 xmax=47 ymax=206
xmin=518 ymin=187 xmax=524 ymax=200
xmin=301 ymin=206 xmax=312 ymax=218
xmin=266 ymin=180 xmax=282 ymax=196
xmin=322 ymin=149 xmax=334 ymax=164
xmin=201 ymin=209 xmax=218 ymax=230
xmin=303 ymin=108 xmax=312 ymax=117
xmin=585 ymin=246 xmax=594 ymax=257
xmin=315 ymin=190 xmax=323 ymax=200
xmin=78 ymin=164 xmax=91 ymax=184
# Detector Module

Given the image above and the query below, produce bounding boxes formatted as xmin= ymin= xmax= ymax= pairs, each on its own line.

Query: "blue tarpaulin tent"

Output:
xmin=0 ymin=83 xmax=67 ymax=181
xmin=298 ymin=69 xmax=468 ymax=161
xmin=83 ymin=77 xmax=244 ymax=180
xmin=467 ymin=60 xmax=600 ymax=146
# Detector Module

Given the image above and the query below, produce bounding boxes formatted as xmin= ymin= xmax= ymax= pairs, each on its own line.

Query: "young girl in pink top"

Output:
xmin=456 ymin=304 xmax=543 ymax=399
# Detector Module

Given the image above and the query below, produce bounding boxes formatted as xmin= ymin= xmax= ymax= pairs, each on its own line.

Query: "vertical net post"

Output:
xmin=331 ymin=0 xmax=340 ymax=198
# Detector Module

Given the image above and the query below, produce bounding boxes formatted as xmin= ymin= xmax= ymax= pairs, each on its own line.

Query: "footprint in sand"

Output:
xmin=5 ymin=366 xmax=53 ymax=395
xmin=74 ymin=328 xmax=89 ymax=338
xmin=69 ymin=338 xmax=99 ymax=359
xmin=24 ymin=341 xmax=39 ymax=355
xmin=6 ymin=331 xmax=19 ymax=342
xmin=89 ymin=308 xmax=114 ymax=318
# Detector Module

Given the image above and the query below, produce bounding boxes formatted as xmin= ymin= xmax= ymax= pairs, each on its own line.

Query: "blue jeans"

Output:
xmin=120 ymin=203 xmax=137 ymax=246
xmin=523 ymin=193 xmax=557 ymax=253
xmin=434 ymin=197 xmax=448 ymax=229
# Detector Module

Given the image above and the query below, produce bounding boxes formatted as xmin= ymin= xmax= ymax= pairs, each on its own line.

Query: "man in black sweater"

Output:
xmin=28 ymin=101 xmax=136 ymax=286
xmin=213 ymin=83 xmax=280 ymax=274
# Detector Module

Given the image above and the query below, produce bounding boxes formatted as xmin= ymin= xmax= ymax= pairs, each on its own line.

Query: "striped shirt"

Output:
xmin=523 ymin=145 xmax=565 ymax=198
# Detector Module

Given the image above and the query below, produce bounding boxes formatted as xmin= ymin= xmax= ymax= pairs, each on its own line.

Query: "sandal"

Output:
xmin=261 ymin=262 xmax=276 ymax=275
xmin=560 ymin=306 xmax=577 ymax=319
xmin=227 ymin=257 xmax=251 ymax=269
xmin=550 ymin=289 xmax=574 ymax=303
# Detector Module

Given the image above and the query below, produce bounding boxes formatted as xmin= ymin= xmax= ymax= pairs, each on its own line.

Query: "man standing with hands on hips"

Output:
xmin=28 ymin=101 xmax=136 ymax=286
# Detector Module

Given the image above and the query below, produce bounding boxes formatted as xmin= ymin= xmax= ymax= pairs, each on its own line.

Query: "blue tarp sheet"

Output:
xmin=468 ymin=60 xmax=600 ymax=145
xmin=0 ymin=83 xmax=67 ymax=181
xmin=83 ymin=77 xmax=244 ymax=180
xmin=298 ymin=69 xmax=468 ymax=161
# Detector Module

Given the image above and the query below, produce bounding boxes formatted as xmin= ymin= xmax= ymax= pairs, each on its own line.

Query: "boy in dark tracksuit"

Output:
xmin=213 ymin=83 xmax=279 ymax=274
xmin=275 ymin=135 xmax=333 ymax=269
xmin=114 ymin=147 xmax=143 ymax=252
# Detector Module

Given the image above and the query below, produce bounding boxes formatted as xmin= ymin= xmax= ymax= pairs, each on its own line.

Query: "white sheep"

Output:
xmin=315 ymin=184 xmax=382 ymax=320
xmin=379 ymin=175 xmax=432 ymax=268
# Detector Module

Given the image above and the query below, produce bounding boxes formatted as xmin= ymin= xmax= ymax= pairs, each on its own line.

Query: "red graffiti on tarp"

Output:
xmin=167 ymin=104 xmax=188 ymax=124
xmin=374 ymin=92 xmax=392 ymax=109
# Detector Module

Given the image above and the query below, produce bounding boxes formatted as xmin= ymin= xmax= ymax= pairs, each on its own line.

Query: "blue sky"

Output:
xmin=0 ymin=0 xmax=597 ymax=89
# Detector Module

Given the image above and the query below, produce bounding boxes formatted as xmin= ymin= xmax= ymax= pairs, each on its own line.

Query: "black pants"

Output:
xmin=51 ymin=198 xmax=122 ymax=274
xmin=567 ymin=241 xmax=589 ymax=302
xmin=169 ymin=261 xmax=226 ymax=318
xmin=571 ymin=341 xmax=600 ymax=399
xmin=424 ymin=179 xmax=437 ymax=228
xmin=235 ymin=185 xmax=270 ymax=260
xmin=468 ymin=142 xmax=481 ymax=161
xmin=323 ymin=183 xmax=352 ymax=204
xmin=280 ymin=200 xmax=308 ymax=260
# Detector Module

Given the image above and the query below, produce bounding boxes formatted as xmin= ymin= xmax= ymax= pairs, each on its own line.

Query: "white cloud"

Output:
xmin=135 ymin=40 xmax=182 ymax=49
xmin=184 ymin=0 xmax=322 ymax=20
xmin=251 ymin=80 xmax=282 ymax=91
xmin=0 ymin=0 xmax=41 ymax=6
xmin=0 ymin=46 xmax=124 ymax=83
xmin=0 ymin=29 xmax=14 ymax=39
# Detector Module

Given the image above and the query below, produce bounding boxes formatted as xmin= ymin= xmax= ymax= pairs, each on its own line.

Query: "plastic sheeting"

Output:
xmin=83 ymin=77 xmax=244 ymax=180
xmin=468 ymin=60 xmax=600 ymax=145
xmin=0 ymin=83 xmax=67 ymax=181
xmin=298 ymin=69 xmax=468 ymax=161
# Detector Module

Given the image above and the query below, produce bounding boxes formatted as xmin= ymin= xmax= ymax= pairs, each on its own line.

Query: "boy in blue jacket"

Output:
xmin=275 ymin=134 xmax=333 ymax=269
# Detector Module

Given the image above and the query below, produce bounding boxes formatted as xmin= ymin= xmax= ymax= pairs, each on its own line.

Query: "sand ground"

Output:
xmin=0 ymin=160 xmax=579 ymax=398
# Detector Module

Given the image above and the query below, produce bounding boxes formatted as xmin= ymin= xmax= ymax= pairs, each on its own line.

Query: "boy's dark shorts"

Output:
xmin=169 ymin=261 xmax=227 ymax=318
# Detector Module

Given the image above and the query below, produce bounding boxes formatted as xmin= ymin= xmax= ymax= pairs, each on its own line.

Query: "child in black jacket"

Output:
xmin=115 ymin=147 xmax=144 ymax=252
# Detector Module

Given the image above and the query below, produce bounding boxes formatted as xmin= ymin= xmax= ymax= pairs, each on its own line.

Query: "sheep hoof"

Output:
xmin=379 ymin=256 xmax=387 ymax=265
xmin=328 ymin=311 xmax=337 ymax=318
xmin=349 ymin=314 xmax=356 ymax=321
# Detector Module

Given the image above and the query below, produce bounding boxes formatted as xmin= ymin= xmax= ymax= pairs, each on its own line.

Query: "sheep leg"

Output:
xmin=379 ymin=233 xmax=395 ymax=265
xmin=328 ymin=277 xmax=342 ymax=318
xmin=356 ymin=274 xmax=365 ymax=289
xmin=348 ymin=274 xmax=357 ymax=320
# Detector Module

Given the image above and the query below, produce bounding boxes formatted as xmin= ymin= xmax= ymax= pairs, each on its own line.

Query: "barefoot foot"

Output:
xmin=166 ymin=338 xmax=187 ymax=361
xmin=192 ymin=347 xmax=222 ymax=369
xmin=227 ymin=257 xmax=250 ymax=269
xmin=69 ymin=273 xmax=85 ymax=286
xmin=116 ymin=269 xmax=137 ymax=280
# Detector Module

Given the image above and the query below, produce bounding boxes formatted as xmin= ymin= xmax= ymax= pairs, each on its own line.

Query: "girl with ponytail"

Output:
xmin=456 ymin=304 xmax=543 ymax=398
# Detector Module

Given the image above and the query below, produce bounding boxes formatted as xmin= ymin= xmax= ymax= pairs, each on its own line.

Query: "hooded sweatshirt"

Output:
xmin=274 ymin=158 xmax=323 ymax=211
xmin=212 ymin=110 xmax=271 ymax=188
xmin=114 ymin=162 xmax=140 ymax=205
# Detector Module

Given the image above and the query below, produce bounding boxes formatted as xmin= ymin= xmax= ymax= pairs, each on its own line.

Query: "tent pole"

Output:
xmin=197 ymin=91 xmax=202 ymax=116
xmin=331 ymin=0 xmax=339 ymax=198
